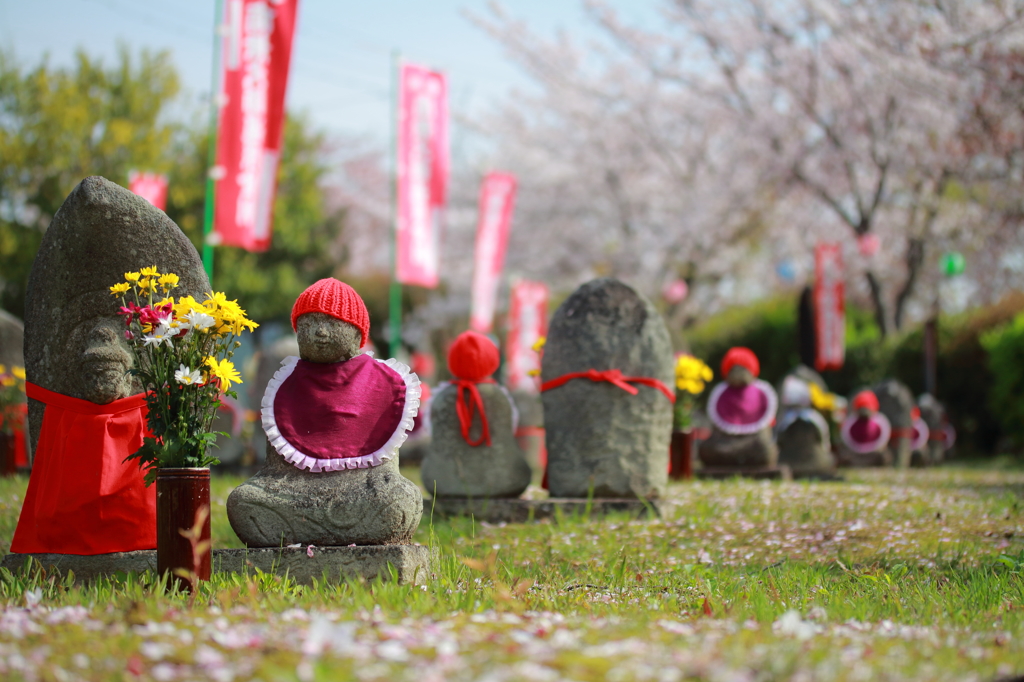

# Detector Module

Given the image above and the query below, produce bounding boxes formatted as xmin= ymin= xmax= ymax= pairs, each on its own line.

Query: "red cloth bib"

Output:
xmin=10 ymin=383 xmax=156 ymax=555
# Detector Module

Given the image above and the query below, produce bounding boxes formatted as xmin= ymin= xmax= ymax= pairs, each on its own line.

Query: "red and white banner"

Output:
xmin=128 ymin=172 xmax=168 ymax=211
xmin=505 ymin=280 xmax=548 ymax=393
xmin=814 ymin=242 xmax=845 ymax=371
xmin=212 ymin=0 xmax=298 ymax=252
xmin=469 ymin=173 xmax=517 ymax=333
xmin=396 ymin=63 xmax=448 ymax=288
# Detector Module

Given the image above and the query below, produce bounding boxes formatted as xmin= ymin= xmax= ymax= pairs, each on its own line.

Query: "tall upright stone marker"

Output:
xmin=540 ymin=278 xmax=673 ymax=499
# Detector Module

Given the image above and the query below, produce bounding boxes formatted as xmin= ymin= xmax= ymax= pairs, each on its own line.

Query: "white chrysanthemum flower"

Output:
xmin=143 ymin=323 xmax=174 ymax=348
xmin=174 ymin=364 xmax=203 ymax=386
xmin=185 ymin=309 xmax=216 ymax=330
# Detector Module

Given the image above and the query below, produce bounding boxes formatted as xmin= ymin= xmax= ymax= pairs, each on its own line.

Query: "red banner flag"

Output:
xmin=470 ymin=173 xmax=517 ymax=333
xmin=396 ymin=63 xmax=448 ymax=288
xmin=814 ymin=242 xmax=845 ymax=371
xmin=505 ymin=280 xmax=548 ymax=393
xmin=212 ymin=0 xmax=298 ymax=252
xmin=128 ymin=172 xmax=168 ymax=211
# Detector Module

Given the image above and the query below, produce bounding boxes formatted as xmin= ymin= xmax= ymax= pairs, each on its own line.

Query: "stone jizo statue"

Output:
xmin=11 ymin=176 xmax=210 ymax=556
xmin=698 ymin=347 xmax=779 ymax=468
xmin=838 ymin=390 xmax=892 ymax=467
xmin=775 ymin=375 xmax=835 ymax=477
xmin=227 ymin=278 xmax=423 ymax=547
xmin=421 ymin=331 xmax=531 ymax=499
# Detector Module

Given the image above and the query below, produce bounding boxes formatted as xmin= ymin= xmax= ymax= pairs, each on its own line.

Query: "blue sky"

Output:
xmin=0 ymin=0 xmax=659 ymax=145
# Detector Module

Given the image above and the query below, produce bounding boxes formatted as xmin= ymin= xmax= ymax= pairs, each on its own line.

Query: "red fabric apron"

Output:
xmin=10 ymin=383 xmax=156 ymax=555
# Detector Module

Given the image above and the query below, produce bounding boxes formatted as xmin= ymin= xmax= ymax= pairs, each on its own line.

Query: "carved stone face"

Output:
xmin=73 ymin=316 xmax=135 ymax=403
xmin=726 ymin=365 xmax=754 ymax=388
xmin=296 ymin=313 xmax=361 ymax=363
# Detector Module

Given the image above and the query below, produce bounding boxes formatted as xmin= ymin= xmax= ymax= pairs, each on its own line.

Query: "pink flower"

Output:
xmin=124 ymin=330 xmax=134 ymax=340
xmin=307 ymin=545 xmax=316 ymax=558
xmin=117 ymin=303 xmax=142 ymax=327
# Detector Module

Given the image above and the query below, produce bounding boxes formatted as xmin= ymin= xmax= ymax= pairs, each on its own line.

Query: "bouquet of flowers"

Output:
xmin=0 ymin=364 xmax=26 ymax=437
xmin=673 ymin=354 xmax=713 ymax=431
xmin=110 ymin=266 xmax=258 ymax=484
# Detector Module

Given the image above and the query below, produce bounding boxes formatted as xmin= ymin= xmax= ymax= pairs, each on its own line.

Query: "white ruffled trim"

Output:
xmin=840 ymin=412 xmax=891 ymax=454
xmin=261 ymin=355 xmax=421 ymax=472
xmin=435 ymin=380 xmax=519 ymax=434
xmin=708 ymin=379 xmax=778 ymax=435
xmin=777 ymin=407 xmax=831 ymax=445
xmin=911 ymin=417 xmax=930 ymax=451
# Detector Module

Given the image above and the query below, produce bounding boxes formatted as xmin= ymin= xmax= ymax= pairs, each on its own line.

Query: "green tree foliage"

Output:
xmin=982 ymin=309 xmax=1024 ymax=448
xmin=0 ymin=47 xmax=181 ymax=317
xmin=0 ymin=47 xmax=346 ymax=326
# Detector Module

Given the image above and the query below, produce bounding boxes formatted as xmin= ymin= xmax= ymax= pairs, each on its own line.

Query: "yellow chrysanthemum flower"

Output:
xmin=674 ymin=355 xmax=713 ymax=395
xmin=139 ymin=279 xmax=159 ymax=294
xmin=173 ymin=295 xmax=202 ymax=319
xmin=109 ymin=282 xmax=131 ymax=296
xmin=158 ymin=273 xmax=180 ymax=292
xmin=532 ymin=336 xmax=547 ymax=352
xmin=140 ymin=265 xmax=160 ymax=277
xmin=206 ymin=356 xmax=242 ymax=390
xmin=0 ymin=364 xmax=6 ymax=374
xmin=154 ymin=297 xmax=174 ymax=308
xmin=809 ymin=383 xmax=837 ymax=412
xmin=124 ymin=271 xmax=141 ymax=283
xmin=1 ymin=376 xmax=14 ymax=387
xmin=12 ymin=367 xmax=25 ymax=380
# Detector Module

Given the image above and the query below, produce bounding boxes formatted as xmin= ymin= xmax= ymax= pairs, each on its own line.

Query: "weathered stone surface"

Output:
xmin=3 ymin=545 xmax=433 ymax=585
xmin=227 ymin=445 xmax=423 ymax=547
xmin=23 ymin=176 xmax=210 ymax=459
xmin=0 ymin=310 xmax=24 ymax=369
xmin=426 ymin=497 xmax=671 ymax=523
xmin=698 ymin=428 xmax=778 ymax=468
xmin=1 ymin=550 xmax=156 ymax=581
xmin=541 ymin=278 xmax=672 ymax=499
xmin=214 ymin=545 xmax=432 ymax=585
xmin=777 ymin=418 xmax=836 ymax=476
xmin=296 ymin=313 xmax=361 ymax=363
xmin=421 ymin=383 xmax=531 ymax=498
xmin=874 ymin=379 xmax=914 ymax=468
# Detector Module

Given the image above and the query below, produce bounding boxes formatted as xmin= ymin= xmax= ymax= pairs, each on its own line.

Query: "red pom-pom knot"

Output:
xmin=721 ymin=347 xmax=760 ymax=378
xmin=291 ymin=278 xmax=370 ymax=349
xmin=852 ymin=390 xmax=880 ymax=413
xmin=447 ymin=331 xmax=500 ymax=446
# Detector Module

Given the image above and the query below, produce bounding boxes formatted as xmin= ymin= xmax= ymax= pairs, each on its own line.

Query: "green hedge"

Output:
xmin=683 ymin=292 xmax=1024 ymax=455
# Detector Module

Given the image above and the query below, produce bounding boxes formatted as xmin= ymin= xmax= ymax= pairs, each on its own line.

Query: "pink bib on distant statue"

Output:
xmin=840 ymin=413 xmax=891 ymax=454
xmin=262 ymin=354 xmax=421 ymax=472
xmin=707 ymin=380 xmax=777 ymax=435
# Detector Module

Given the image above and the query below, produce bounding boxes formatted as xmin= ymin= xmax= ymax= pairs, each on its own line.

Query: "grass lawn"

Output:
xmin=0 ymin=465 xmax=1023 ymax=680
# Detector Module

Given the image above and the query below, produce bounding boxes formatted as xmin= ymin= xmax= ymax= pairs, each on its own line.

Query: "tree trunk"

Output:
xmin=865 ymin=270 xmax=889 ymax=338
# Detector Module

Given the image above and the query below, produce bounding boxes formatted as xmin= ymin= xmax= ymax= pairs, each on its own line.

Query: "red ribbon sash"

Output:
xmin=453 ymin=378 xmax=496 ymax=447
xmin=540 ymin=368 xmax=675 ymax=403
xmin=11 ymin=382 xmax=156 ymax=555
xmin=890 ymin=427 xmax=916 ymax=439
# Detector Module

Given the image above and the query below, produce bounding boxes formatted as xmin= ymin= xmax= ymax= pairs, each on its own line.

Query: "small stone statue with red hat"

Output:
xmin=421 ymin=331 xmax=532 ymax=499
xmin=837 ymin=390 xmax=892 ymax=467
xmin=227 ymin=278 xmax=423 ymax=547
xmin=698 ymin=347 xmax=779 ymax=469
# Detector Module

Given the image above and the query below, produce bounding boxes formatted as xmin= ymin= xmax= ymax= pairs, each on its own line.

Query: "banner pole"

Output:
xmin=201 ymin=0 xmax=224 ymax=282
xmin=389 ymin=50 xmax=402 ymax=360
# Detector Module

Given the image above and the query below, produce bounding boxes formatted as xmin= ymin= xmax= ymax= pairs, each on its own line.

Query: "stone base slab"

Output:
xmin=2 ymin=544 xmax=432 ymax=585
xmin=696 ymin=465 xmax=793 ymax=481
xmin=424 ymin=497 xmax=669 ymax=523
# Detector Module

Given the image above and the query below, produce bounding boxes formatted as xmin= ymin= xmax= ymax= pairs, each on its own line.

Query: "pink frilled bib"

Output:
xmin=262 ymin=354 xmax=421 ymax=472
xmin=707 ymin=380 xmax=778 ymax=435
xmin=840 ymin=413 xmax=892 ymax=454
xmin=911 ymin=417 xmax=930 ymax=451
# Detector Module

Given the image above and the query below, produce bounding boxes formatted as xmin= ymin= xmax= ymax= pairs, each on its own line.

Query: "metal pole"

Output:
xmin=388 ymin=50 xmax=402 ymax=360
xmin=202 ymin=0 xmax=224 ymax=282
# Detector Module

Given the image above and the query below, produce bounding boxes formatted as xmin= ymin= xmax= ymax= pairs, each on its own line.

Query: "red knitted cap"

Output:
xmin=291 ymin=278 xmax=370 ymax=348
xmin=852 ymin=390 xmax=879 ymax=413
xmin=721 ymin=347 xmax=760 ymax=378
xmin=911 ymin=406 xmax=921 ymax=420
xmin=448 ymin=331 xmax=500 ymax=381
